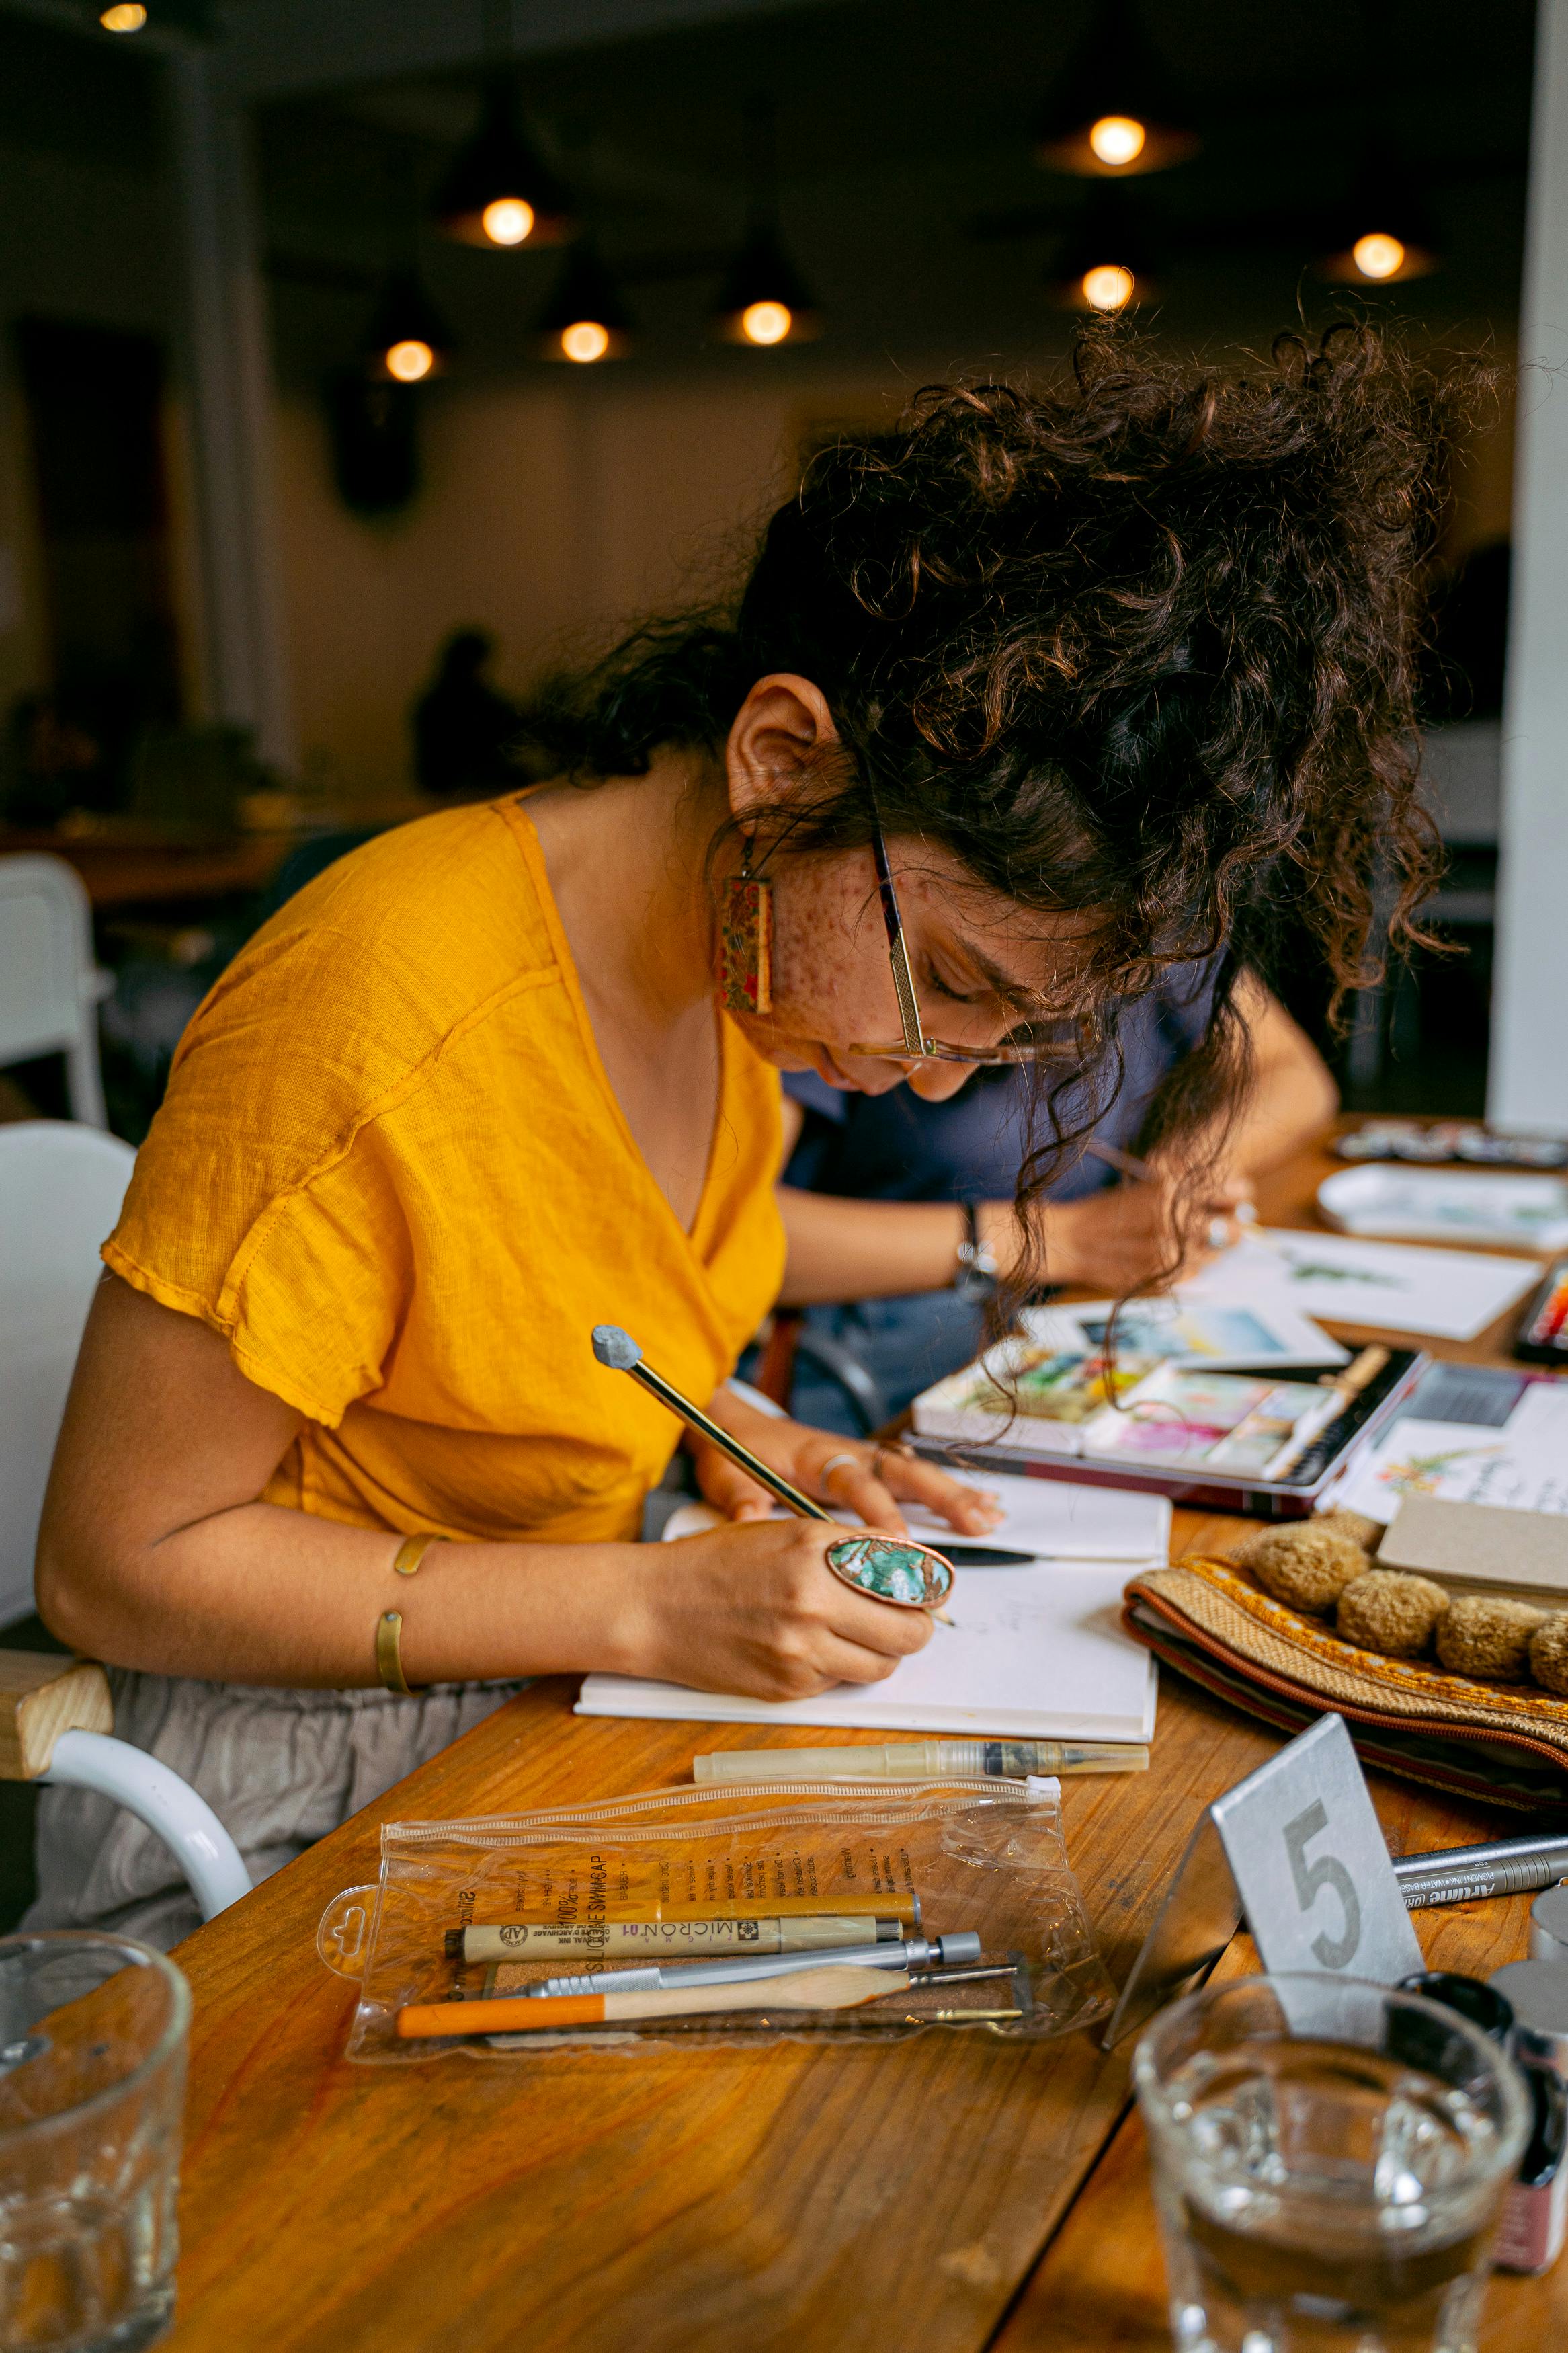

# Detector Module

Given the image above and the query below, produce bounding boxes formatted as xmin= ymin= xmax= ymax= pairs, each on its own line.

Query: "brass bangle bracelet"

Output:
xmin=377 ymin=1533 xmax=438 ymax=1696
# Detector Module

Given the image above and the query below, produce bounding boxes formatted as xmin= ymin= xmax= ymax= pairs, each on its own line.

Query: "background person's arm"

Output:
xmin=775 ymin=977 xmax=1335 ymax=1304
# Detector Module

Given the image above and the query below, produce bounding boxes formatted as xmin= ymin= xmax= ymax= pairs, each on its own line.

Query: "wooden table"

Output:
xmin=0 ymin=828 xmax=290 ymax=910
xmin=161 ymin=1130 xmax=1565 ymax=2352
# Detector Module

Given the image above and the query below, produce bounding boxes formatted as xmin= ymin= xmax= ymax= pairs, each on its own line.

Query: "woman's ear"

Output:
xmin=725 ymin=673 xmax=839 ymax=828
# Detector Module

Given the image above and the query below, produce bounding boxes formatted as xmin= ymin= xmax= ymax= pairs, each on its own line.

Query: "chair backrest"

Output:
xmin=0 ymin=1121 xmax=135 ymax=1626
xmin=0 ymin=855 xmax=106 ymax=1124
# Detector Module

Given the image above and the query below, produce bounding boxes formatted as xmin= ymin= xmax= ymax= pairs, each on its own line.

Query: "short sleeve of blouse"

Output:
xmin=107 ymin=920 xmax=452 ymax=1427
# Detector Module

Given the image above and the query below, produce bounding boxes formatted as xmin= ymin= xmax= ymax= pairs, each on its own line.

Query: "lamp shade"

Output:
xmin=1050 ymin=185 xmax=1157 ymax=309
xmin=360 ymin=268 xmax=454 ymax=383
xmin=712 ymin=223 xmax=821 ymax=346
xmin=534 ymin=241 xmax=634 ymax=362
xmin=1034 ymin=0 xmax=1199 ymax=177
xmin=432 ymin=79 xmax=575 ymax=249
xmin=1317 ymin=153 xmax=1440 ymax=284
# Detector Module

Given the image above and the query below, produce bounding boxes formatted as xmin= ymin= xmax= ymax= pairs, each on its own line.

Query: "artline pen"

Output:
xmin=525 ymin=1931 xmax=983 ymax=1999
xmin=448 ymin=1914 xmax=904 ymax=1964
xmin=692 ymin=1739 xmax=1149 ymax=1784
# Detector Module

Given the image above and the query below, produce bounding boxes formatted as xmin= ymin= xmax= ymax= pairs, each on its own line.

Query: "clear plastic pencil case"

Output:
xmin=316 ymin=1776 xmax=1114 ymax=2061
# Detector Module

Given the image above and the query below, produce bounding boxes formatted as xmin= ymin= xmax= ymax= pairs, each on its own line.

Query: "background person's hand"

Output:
xmin=981 ymin=1164 xmax=1256 ymax=1295
xmin=626 ymin=1515 xmax=936 ymax=1700
xmin=688 ymin=1387 xmax=1003 ymax=1535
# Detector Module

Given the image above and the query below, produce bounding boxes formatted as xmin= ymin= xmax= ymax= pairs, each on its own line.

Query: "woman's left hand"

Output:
xmin=690 ymin=1388 xmax=1004 ymax=1538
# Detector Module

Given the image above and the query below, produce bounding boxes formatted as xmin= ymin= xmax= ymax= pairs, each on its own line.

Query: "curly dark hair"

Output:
xmin=522 ymin=321 xmax=1476 ymax=1310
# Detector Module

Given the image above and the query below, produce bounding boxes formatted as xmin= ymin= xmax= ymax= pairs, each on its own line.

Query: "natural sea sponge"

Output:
xmin=1235 ymin=1522 xmax=1373 ymax=1615
xmin=1315 ymin=1507 xmax=1386 ymax=1552
xmin=1435 ymin=1595 xmax=1547 ymax=1682
xmin=1336 ymin=1570 xmax=1450 ymax=1659
xmin=1529 ymin=1613 xmax=1568 ymax=1696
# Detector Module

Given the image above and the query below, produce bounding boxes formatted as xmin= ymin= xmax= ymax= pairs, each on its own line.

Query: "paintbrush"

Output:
xmin=591 ymin=1325 xmax=956 ymax=1616
xmin=396 ymin=1963 xmax=909 ymax=2038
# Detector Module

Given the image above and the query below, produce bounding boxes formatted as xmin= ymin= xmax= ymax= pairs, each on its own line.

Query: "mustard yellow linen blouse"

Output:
xmin=104 ymin=797 xmax=785 ymax=1546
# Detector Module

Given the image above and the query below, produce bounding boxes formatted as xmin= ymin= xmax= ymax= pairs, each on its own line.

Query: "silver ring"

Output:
xmin=818 ymin=1451 xmax=861 ymax=1499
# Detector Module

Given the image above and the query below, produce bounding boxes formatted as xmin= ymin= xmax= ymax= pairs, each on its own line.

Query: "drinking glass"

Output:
xmin=1134 ymin=1974 xmax=1530 ymax=2353
xmin=0 ymin=1933 xmax=190 ymax=2352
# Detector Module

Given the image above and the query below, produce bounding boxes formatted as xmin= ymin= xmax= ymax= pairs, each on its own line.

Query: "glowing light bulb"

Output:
xmin=561 ymin=320 xmax=610 ymax=364
xmin=99 ymin=3 xmax=147 ymax=27
xmin=482 ymin=198 xmax=535 ymax=247
xmin=385 ymin=340 xmax=435 ymax=383
xmin=1081 ymin=263 xmax=1135 ymax=311
xmin=1088 ymin=114 xmax=1147 ymax=167
xmin=1352 ymin=231 xmax=1405 ymax=281
xmin=741 ymin=300 xmax=792 ymax=346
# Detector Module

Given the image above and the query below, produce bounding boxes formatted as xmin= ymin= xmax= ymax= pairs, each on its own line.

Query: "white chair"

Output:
xmin=0 ymin=1121 xmax=248 ymax=1926
xmin=0 ymin=854 xmax=113 ymax=1127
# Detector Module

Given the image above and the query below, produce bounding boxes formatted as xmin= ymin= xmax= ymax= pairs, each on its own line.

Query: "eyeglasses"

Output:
xmin=848 ymin=828 xmax=1082 ymax=1067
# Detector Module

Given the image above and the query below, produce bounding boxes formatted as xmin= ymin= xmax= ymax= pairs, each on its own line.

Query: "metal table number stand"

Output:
xmin=1104 ymin=1712 xmax=1423 ymax=2048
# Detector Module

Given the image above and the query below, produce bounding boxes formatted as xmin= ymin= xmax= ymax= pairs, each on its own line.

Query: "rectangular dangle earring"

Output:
xmin=718 ymin=836 xmax=773 ymax=1015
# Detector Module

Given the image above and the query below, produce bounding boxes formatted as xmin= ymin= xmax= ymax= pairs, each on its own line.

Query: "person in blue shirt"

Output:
xmin=772 ymin=963 xmax=1337 ymax=1433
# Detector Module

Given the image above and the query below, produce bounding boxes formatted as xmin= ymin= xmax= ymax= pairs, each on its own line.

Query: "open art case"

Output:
xmin=911 ymin=1332 xmax=1426 ymax=1520
xmin=317 ymin=1777 xmax=1113 ymax=2061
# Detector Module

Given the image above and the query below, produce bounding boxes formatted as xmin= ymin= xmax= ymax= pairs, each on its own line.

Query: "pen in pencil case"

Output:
xmin=447 ymin=1913 xmax=906 ymax=1963
xmin=692 ymin=1739 xmax=1149 ymax=1784
xmin=524 ymin=1930 xmax=982 ymax=1999
xmin=397 ymin=1964 xmax=909 ymax=2038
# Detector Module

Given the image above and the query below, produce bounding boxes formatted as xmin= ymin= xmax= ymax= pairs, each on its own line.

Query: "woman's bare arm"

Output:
xmin=32 ymin=1275 xmax=946 ymax=1698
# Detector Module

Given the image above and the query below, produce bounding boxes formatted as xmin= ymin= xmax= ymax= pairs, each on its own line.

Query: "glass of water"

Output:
xmin=1134 ymin=1974 xmax=1530 ymax=2353
xmin=0 ymin=1933 xmax=190 ymax=2352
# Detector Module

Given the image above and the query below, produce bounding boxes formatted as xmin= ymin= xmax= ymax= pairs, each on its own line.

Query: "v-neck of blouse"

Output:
xmin=503 ymin=798 xmax=733 ymax=1263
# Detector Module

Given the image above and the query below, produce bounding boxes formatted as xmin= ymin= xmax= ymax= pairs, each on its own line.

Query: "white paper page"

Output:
xmin=1333 ymin=1407 xmax=1568 ymax=1521
xmin=577 ymin=1556 xmax=1158 ymax=1739
xmin=897 ymin=1472 xmax=1171 ymax=1560
xmin=1186 ymin=1231 xmax=1540 ymax=1342
xmin=659 ymin=1476 xmax=1169 ymax=1561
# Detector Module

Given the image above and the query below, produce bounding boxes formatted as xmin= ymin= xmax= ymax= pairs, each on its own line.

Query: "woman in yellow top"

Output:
xmin=36 ymin=333 xmax=1450 ymax=1942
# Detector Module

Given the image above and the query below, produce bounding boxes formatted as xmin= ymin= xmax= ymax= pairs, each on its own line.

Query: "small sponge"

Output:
xmin=1336 ymin=1570 xmax=1450 ymax=1660
xmin=1529 ymin=1613 xmax=1568 ymax=1696
xmin=1435 ymin=1595 xmax=1547 ymax=1683
xmin=1315 ymin=1507 xmax=1386 ymax=1552
xmin=1235 ymin=1522 xmax=1373 ymax=1615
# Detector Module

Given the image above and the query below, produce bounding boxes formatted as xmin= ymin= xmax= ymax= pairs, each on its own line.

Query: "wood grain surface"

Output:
xmin=155 ymin=1129 xmax=1564 ymax=2352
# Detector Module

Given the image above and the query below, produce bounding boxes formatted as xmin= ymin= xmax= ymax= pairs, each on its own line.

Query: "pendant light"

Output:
xmin=712 ymin=97 xmax=821 ymax=347
xmin=1317 ymin=151 xmax=1439 ymax=284
xmin=1034 ymin=0 xmax=1198 ymax=177
xmin=535 ymin=240 xmax=634 ymax=363
xmin=360 ymin=267 xmax=454 ymax=383
xmin=431 ymin=76 xmax=575 ymax=249
xmin=1050 ymin=186 xmax=1155 ymax=310
xmin=99 ymin=4 xmax=147 ymax=28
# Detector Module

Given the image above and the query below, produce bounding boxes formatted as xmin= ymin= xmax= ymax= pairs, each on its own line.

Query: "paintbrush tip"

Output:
xmin=591 ymin=1324 xmax=643 ymax=1371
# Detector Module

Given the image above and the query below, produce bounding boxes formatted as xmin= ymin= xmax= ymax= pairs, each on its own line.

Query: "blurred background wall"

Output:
xmin=0 ymin=0 xmax=1547 ymax=1135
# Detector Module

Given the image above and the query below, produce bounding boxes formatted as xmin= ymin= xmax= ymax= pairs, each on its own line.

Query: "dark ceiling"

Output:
xmin=0 ymin=0 xmax=1539 ymax=384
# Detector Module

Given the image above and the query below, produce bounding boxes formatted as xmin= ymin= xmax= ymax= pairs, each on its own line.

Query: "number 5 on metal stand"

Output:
xmin=1102 ymin=1712 xmax=1423 ymax=2048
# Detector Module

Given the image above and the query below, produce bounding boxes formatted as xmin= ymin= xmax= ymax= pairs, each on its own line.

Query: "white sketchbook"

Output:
xmin=575 ymin=1484 xmax=1162 ymax=1740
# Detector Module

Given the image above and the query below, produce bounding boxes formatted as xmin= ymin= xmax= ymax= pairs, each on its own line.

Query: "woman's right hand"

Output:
xmin=622 ymin=1518 xmax=934 ymax=1702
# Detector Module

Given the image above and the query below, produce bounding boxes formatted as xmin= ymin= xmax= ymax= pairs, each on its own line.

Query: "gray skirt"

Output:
xmin=26 ymin=1670 xmax=526 ymax=1950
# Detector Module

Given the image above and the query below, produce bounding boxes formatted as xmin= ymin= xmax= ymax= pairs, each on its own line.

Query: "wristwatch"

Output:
xmin=954 ymin=1201 xmax=999 ymax=1302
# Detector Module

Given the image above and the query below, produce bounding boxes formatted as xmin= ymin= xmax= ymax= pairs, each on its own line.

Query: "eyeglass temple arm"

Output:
xmin=870 ymin=829 xmax=930 ymax=1058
